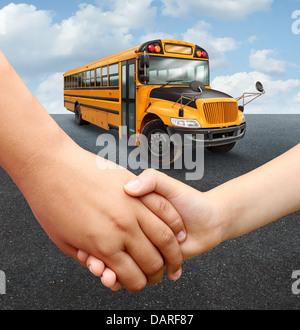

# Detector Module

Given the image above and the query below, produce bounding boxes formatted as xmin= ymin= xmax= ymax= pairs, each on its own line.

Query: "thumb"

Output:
xmin=124 ymin=169 xmax=180 ymax=200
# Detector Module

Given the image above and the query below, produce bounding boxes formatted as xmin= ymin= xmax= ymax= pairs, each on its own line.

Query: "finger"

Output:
xmin=139 ymin=192 xmax=186 ymax=243
xmin=124 ymin=169 xmax=180 ymax=200
xmin=137 ymin=212 xmax=183 ymax=282
xmin=110 ymin=281 xmax=123 ymax=291
xmin=72 ymin=245 xmax=148 ymax=292
xmin=101 ymin=268 xmax=117 ymax=288
xmin=100 ymin=250 xmax=148 ymax=292
xmin=77 ymin=250 xmax=89 ymax=263
xmin=87 ymin=255 xmax=106 ymax=277
xmin=124 ymin=227 xmax=165 ymax=285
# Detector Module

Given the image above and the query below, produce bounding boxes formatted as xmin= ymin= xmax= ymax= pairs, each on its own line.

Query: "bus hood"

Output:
xmin=149 ymin=86 xmax=233 ymax=109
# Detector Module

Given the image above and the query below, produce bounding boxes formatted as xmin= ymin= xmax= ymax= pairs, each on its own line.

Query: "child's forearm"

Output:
xmin=207 ymin=144 xmax=300 ymax=240
xmin=0 ymin=50 xmax=73 ymax=185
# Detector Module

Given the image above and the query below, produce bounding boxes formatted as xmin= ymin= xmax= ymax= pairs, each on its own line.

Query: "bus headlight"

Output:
xmin=171 ymin=118 xmax=201 ymax=128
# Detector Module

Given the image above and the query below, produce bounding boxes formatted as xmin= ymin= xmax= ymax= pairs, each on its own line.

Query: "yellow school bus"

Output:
xmin=64 ymin=39 xmax=264 ymax=161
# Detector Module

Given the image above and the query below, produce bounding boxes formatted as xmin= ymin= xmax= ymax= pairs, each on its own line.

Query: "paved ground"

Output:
xmin=0 ymin=114 xmax=299 ymax=310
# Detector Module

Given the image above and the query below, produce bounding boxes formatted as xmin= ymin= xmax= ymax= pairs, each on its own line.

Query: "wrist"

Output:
xmin=203 ymin=186 xmax=239 ymax=243
xmin=8 ymin=123 xmax=76 ymax=195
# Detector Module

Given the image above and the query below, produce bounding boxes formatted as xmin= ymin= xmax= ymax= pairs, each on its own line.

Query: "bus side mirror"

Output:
xmin=139 ymin=52 xmax=150 ymax=70
xmin=140 ymin=75 xmax=150 ymax=83
xmin=256 ymin=81 xmax=265 ymax=93
xmin=139 ymin=52 xmax=150 ymax=84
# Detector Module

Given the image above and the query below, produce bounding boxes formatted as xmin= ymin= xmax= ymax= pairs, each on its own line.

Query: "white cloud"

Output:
xmin=212 ymin=71 xmax=300 ymax=113
xmin=54 ymin=1 xmax=156 ymax=58
xmin=36 ymin=72 xmax=67 ymax=114
xmin=182 ymin=21 xmax=238 ymax=70
xmin=0 ymin=10 xmax=6 ymax=34
xmin=293 ymin=92 xmax=300 ymax=103
xmin=0 ymin=1 xmax=156 ymax=81
xmin=0 ymin=1 xmax=157 ymax=113
xmin=248 ymin=35 xmax=257 ymax=44
xmin=250 ymin=49 xmax=287 ymax=76
xmin=161 ymin=0 xmax=273 ymax=20
xmin=139 ymin=32 xmax=175 ymax=44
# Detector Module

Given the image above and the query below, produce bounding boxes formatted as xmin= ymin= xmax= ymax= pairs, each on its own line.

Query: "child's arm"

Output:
xmin=0 ymin=50 xmax=186 ymax=291
xmin=125 ymin=143 xmax=300 ymax=260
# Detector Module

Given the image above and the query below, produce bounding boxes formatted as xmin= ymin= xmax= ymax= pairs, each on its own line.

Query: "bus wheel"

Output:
xmin=75 ymin=104 xmax=84 ymax=126
xmin=141 ymin=119 xmax=182 ymax=165
xmin=206 ymin=142 xmax=238 ymax=154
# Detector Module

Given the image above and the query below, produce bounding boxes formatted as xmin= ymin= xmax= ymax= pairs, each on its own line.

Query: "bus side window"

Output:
xmin=74 ymin=74 xmax=78 ymax=88
xmin=86 ymin=71 xmax=90 ymax=88
xmin=82 ymin=71 xmax=86 ymax=88
xmin=109 ymin=64 xmax=119 ymax=86
xmin=78 ymin=72 xmax=82 ymax=88
xmin=102 ymin=66 xmax=108 ymax=86
xmin=96 ymin=68 xmax=101 ymax=87
xmin=91 ymin=70 xmax=95 ymax=87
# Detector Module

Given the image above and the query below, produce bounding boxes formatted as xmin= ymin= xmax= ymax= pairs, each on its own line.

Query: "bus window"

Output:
xmin=86 ymin=71 xmax=90 ymax=88
xmin=78 ymin=72 xmax=82 ymax=88
xmin=196 ymin=66 xmax=207 ymax=83
xmin=90 ymin=69 xmax=95 ymax=87
xmin=109 ymin=64 xmax=119 ymax=86
xmin=102 ymin=66 xmax=108 ymax=86
xmin=146 ymin=56 xmax=209 ymax=86
xmin=129 ymin=64 xmax=135 ymax=99
xmin=82 ymin=71 xmax=86 ymax=88
xmin=96 ymin=68 xmax=101 ymax=87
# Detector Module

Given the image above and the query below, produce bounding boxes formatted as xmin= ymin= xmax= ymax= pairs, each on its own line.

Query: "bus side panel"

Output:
xmin=80 ymin=107 xmax=108 ymax=130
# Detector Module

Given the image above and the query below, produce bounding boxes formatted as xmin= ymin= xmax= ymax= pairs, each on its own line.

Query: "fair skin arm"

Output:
xmin=86 ymin=143 xmax=300 ymax=289
xmin=0 ymin=50 xmax=186 ymax=291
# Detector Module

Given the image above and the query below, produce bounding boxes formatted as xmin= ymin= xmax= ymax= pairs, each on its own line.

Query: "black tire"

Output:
xmin=141 ymin=119 xmax=182 ymax=165
xmin=75 ymin=104 xmax=84 ymax=126
xmin=206 ymin=142 xmax=238 ymax=154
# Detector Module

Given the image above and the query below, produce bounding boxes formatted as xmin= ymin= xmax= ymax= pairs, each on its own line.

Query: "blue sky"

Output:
xmin=1 ymin=0 xmax=300 ymax=114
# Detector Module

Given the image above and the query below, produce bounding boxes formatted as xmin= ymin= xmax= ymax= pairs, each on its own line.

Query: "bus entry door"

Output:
xmin=121 ymin=60 xmax=136 ymax=138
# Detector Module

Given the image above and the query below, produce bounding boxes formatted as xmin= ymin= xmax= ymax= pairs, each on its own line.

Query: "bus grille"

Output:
xmin=203 ymin=102 xmax=238 ymax=124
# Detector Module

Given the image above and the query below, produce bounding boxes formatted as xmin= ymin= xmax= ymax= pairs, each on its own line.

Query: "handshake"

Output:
xmin=1 ymin=50 xmax=298 ymax=293
xmin=71 ymin=143 xmax=299 ymax=292
xmin=76 ymin=167 xmax=227 ymax=292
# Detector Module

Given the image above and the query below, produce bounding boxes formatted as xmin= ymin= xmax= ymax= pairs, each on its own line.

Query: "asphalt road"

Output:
xmin=0 ymin=114 xmax=299 ymax=310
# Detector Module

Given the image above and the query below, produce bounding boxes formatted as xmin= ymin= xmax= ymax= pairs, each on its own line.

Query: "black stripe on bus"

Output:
xmin=108 ymin=124 xmax=119 ymax=130
xmin=80 ymin=103 xmax=119 ymax=115
xmin=64 ymin=94 xmax=119 ymax=102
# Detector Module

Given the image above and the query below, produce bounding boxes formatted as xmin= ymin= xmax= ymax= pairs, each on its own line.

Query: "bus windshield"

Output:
xmin=145 ymin=56 xmax=209 ymax=86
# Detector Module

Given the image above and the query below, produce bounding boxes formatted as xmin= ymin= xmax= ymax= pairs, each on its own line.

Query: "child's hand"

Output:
xmin=80 ymin=168 xmax=228 ymax=291
xmin=124 ymin=169 xmax=229 ymax=261
xmin=77 ymin=180 xmax=188 ymax=291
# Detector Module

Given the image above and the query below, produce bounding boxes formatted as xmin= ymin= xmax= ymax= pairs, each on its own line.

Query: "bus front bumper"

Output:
xmin=166 ymin=123 xmax=246 ymax=147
